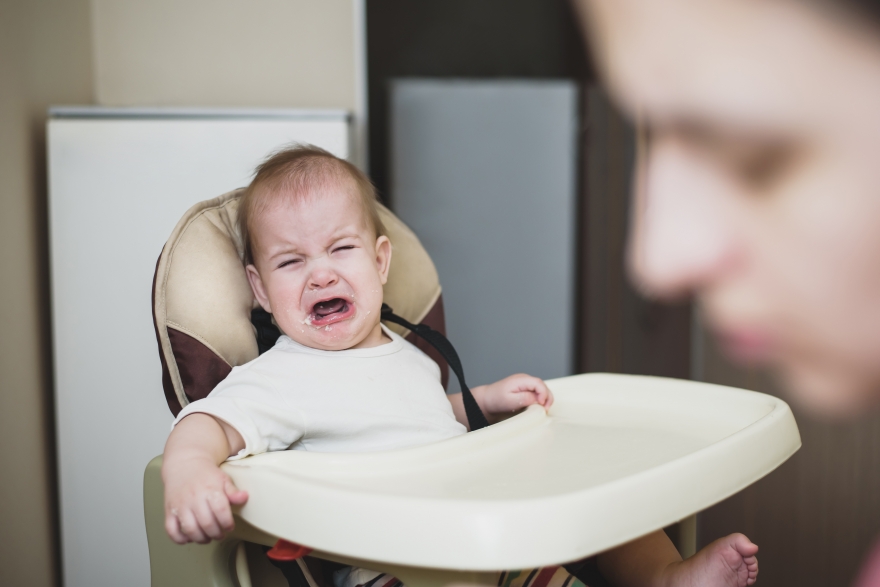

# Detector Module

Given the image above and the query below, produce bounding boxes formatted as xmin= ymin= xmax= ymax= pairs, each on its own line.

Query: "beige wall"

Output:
xmin=0 ymin=2 xmax=94 ymax=585
xmin=0 ymin=2 xmax=359 ymax=584
xmin=91 ymin=0 xmax=357 ymax=110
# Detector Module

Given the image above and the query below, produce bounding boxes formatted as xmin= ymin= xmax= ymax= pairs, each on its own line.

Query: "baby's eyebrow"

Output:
xmin=265 ymin=244 xmax=302 ymax=260
xmin=265 ymin=232 xmax=363 ymax=260
xmin=327 ymin=231 xmax=364 ymax=245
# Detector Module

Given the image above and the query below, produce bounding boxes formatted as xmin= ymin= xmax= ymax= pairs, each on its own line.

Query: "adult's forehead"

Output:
xmin=578 ymin=0 xmax=880 ymax=132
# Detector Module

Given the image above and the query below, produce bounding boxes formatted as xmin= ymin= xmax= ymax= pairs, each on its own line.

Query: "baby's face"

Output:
xmin=245 ymin=186 xmax=391 ymax=351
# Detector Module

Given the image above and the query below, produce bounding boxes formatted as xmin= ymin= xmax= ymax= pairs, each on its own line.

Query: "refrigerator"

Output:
xmin=47 ymin=107 xmax=350 ymax=586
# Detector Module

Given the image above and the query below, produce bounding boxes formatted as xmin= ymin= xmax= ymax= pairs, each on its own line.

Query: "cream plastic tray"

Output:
xmin=223 ymin=373 xmax=801 ymax=571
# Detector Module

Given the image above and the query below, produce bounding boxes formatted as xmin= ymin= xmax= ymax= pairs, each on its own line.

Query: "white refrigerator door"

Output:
xmin=47 ymin=109 xmax=349 ymax=587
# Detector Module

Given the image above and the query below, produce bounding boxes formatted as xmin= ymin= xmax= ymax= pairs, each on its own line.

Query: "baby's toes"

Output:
xmin=746 ymin=558 xmax=758 ymax=585
xmin=725 ymin=554 xmax=756 ymax=587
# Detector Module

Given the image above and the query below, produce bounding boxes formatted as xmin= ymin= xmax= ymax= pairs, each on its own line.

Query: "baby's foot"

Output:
xmin=661 ymin=533 xmax=759 ymax=587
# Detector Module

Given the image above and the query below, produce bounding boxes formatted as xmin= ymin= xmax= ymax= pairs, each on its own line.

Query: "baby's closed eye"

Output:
xmin=277 ymin=258 xmax=303 ymax=269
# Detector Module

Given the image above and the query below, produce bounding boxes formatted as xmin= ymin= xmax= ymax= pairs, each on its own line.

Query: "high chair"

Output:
xmin=146 ymin=189 xmax=802 ymax=587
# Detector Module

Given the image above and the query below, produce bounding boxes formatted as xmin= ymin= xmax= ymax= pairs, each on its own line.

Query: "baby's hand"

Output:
xmin=163 ymin=457 xmax=248 ymax=544
xmin=476 ymin=373 xmax=554 ymax=421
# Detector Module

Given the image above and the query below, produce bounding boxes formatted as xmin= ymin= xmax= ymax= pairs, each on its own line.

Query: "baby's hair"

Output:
xmin=238 ymin=144 xmax=386 ymax=265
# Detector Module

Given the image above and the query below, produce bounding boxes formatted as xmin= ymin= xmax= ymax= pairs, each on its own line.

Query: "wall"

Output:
xmin=91 ymin=0 xmax=357 ymax=110
xmin=0 ymin=2 xmax=360 ymax=585
xmin=90 ymin=0 xmax=364 ymax=166
xmin=0 ymin=2 xmax=94 ymax=586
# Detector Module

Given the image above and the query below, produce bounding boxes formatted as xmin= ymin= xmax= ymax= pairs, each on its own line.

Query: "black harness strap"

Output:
xmin=380 ymin=304 xmax=490 ymax=431
xmin=253 ymin=308 xmax=282 ymax=355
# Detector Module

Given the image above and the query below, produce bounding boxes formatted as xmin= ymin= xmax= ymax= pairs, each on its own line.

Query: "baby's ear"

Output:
xmin=375 ymin=235 xmax=392 ymax=285
xmin=245 ymin=264 xmax=273 ymax=313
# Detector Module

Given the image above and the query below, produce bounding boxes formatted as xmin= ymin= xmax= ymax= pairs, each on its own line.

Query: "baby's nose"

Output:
xmin=308 ymin=266 xmax=338 ymax=289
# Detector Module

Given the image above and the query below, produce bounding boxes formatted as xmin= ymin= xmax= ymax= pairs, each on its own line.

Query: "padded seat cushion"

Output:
xmin=153 ymin=188 xmax=445 ymax=415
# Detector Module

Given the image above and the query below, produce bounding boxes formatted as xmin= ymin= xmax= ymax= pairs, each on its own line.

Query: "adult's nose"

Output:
xmin=627 ymin=134 xmax=738 ymax=300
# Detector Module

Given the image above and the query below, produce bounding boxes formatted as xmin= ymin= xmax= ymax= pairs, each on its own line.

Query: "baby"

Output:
xmin=162 ymin=145 xmax=759 ymax=587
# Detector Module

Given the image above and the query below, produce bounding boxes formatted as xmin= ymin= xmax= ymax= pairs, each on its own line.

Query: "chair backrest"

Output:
xmin=152 ymin=188 xmax=448 ymax=416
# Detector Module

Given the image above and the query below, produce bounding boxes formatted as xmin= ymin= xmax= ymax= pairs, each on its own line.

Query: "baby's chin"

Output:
xmin=282 ymin=317 xmax=385 ymax=351
xmin=285 ymin=325 xmax=361 ymax=351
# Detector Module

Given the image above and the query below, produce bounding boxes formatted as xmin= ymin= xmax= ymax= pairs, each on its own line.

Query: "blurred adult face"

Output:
xmin=576 ymin=0 xmax=880 ymax=416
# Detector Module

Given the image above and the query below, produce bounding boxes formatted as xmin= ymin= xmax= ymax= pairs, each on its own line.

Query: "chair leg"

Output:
xmin=677 ymin=515 xmax=697 ymax=559
xmin=236 ymin=543 xmax=254 ymax=587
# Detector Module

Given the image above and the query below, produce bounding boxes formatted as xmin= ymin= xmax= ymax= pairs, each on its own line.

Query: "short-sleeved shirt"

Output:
xmin=173 ymin=325 xmax=467 ymax=459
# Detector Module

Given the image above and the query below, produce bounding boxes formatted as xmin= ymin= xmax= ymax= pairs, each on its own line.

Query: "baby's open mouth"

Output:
xmin=308 ymin=297 xmax=354 ymax=326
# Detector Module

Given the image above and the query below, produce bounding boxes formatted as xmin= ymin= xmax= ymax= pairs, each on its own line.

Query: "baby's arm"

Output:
xmin=449 ymin=373 xmax=553 ymax=429
xmin=162 ymin=413 xmax=249 ymax=544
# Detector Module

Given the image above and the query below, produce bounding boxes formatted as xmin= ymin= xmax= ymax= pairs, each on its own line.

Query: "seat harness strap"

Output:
xmin=380 ymin=303 xmax=490 ymax=431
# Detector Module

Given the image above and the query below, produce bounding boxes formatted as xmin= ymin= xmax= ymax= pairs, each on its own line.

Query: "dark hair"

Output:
xmin=845 ymin=0 xmax=880 ymax=19
xmin=238 ymin=144 xmax=386 ymax=265
xmin=809 ymin=0 xmax=880 ymax=26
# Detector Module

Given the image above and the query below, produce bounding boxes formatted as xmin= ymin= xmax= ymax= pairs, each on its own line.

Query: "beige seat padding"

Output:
xmin=154 ymin=189 xmax=441 ymax=412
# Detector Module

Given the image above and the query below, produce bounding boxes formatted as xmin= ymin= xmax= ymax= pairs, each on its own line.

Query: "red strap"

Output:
xmin=266 ymin=539 xmax=313 ymax=561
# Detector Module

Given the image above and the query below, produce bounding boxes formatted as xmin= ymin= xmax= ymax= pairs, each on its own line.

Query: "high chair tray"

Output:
xmin=223 ymin=373 xmax=800 ymax=571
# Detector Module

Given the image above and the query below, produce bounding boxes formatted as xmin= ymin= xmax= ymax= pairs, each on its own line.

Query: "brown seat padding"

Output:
xmin=152 ymin=188 xmax=447 ymax=416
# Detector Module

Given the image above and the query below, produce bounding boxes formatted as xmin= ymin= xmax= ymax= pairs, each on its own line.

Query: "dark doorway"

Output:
xmin=366 ymin=0 xmax=591 ymax=200
xmin=366 ymin=0 xmax=689 ymax=381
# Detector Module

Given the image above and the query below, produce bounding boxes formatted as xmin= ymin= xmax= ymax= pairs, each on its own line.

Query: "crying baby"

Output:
xmin=161 ymin=144 xmax=759 ymax=587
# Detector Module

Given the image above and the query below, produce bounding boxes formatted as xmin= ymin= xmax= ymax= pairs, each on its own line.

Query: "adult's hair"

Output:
xmin=238 ymin=144 xmax=386 ymax=266
xmin=843 ymin=0 xmax=880 ymax=19
xmin=808 ymin=0 xmax=880 ymax=25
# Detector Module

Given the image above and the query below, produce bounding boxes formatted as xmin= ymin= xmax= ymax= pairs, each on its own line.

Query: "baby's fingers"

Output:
xmin=519 ymin=375 xmax=553 ymax=408
xmin=208 ymin=488 xmax=236 ymax=534
xmin=537 ymin=381 xmax=554 ymax=409
xmin=225 ymin=477 xmax=249 ymax=506
xmin=165 ymin=508 xmax=188 ymax=544
xmin=176 ymin=507 xmax=208 ymax=544
xmin=193 ymin=498 xmax=225 ymax=542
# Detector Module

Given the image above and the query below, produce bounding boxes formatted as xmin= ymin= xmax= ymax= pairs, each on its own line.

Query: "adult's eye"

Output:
xmin=730 ymin=143 xmax=797 ymax=192
xmin=672 ymin=121 xmax=798 ymax=194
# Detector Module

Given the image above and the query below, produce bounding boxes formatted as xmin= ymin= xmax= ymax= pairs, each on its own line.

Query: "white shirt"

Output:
xmin=173 ymin=325 xmax=466 ymax=458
